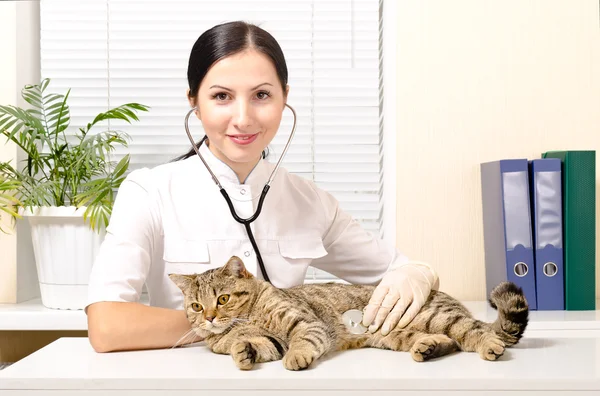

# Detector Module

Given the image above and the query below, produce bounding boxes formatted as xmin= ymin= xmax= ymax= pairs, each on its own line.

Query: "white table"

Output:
xmin=1 ymin=330 xmax=600 ymax=395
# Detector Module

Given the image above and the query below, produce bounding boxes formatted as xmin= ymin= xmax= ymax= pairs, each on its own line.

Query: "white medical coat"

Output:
xmin=86 ymin=143 xmax=414 ymax=311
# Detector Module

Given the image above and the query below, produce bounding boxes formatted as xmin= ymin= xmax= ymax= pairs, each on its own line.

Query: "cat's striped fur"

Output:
xmin=169 ymin=256 xmax=528 ymax=370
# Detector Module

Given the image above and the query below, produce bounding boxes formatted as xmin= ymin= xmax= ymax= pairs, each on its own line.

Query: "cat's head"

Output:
xmin=168 ymin=256 xmax=259 ymax=335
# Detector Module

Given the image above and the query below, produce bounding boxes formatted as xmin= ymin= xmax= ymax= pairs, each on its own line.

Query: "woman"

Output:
xmin=86 ymin=21 xmax=439 ymax=353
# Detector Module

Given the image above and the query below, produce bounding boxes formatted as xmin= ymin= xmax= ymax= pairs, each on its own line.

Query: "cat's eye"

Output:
xmin=191 ymin=302 xmax=203 ymax=312
xmin=218 ymin=294 xmax=230 ymax=305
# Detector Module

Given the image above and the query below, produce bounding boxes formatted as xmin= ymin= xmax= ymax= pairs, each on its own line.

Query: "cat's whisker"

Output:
xmin=230 ymin=318 xmax=250 ymax=326
xmin=181 ymin=329 xmax=201 ymax=346
xmin=171 ymin=328 xmax=197 ymax=349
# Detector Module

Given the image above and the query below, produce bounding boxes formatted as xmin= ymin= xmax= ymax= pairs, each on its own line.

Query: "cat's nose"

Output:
xmin=205 ymin=316 xmax=215 ymax=323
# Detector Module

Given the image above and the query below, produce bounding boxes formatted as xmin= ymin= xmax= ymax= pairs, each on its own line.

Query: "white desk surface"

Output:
xmin=1 ymin=332 xmax=599 ymax=395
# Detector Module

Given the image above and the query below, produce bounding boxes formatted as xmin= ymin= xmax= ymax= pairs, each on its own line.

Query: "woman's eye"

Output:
xmin=256 ymin=91 xmax=271 ymax=100
xmin=212 ymin=92 xmax=229 ymax=101
xmin=218 ymin=294 xmax=230 ymax=305
xmin=191 ymin=302 xmax=203 ymax=312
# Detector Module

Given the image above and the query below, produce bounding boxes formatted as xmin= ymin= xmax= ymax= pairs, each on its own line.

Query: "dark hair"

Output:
xmin=173 ymin=21 xmax=288 ymax=162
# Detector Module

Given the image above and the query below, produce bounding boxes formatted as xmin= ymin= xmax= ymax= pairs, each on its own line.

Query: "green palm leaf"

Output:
xmin=21 ymin=82 xmax=43 ymax=110
xmin=0 ymin=105 xmax=46 ymax=154
xmin=82 ymin=103 xmax=150 ymax=137
xmin=45 ymin=90 xmax=70 ymax=139
xmin=0 ymin=178 xmax=22 ymax=233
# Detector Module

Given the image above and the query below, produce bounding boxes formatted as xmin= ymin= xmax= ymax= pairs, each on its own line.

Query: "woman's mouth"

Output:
xmin=227 ymin=133 xmax=258 ymax=146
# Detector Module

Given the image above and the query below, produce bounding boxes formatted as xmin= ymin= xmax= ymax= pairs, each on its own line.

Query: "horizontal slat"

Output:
xmin=315 ymin=164 xmax=380 ymax=173
xmin=313 ymin=153 xmax=381 ymax=163
xmin=314 ymin=172 xmax=380 ymax=183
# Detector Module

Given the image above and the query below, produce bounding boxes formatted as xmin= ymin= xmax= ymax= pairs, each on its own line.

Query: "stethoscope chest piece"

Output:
xmin=342 ymin=309 xmax=368 ymax=334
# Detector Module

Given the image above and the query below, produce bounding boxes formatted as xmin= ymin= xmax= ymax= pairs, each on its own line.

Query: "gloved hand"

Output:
xmin=361 ymin=261 xmax=439 ymax=336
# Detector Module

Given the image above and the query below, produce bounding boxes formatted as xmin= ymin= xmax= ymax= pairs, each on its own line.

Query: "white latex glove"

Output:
xmin=361 ymin=261 xmax=439 ymax=336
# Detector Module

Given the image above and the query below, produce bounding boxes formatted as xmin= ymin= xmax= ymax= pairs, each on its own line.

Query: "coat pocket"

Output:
xmin=263 ymin=236 xmax=328 ymax=288
xmin=163 ymin=238 xmax=211 ymax=275
xmin=277 ymin=236 xmax=328 ymax=260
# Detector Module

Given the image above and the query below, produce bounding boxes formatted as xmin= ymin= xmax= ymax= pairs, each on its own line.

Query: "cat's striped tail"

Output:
xmin=488 ymin=281 xmax=529 ymax=346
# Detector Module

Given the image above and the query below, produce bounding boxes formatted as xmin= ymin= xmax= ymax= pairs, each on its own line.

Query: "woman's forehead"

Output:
xmin=201 ymin=50 xmax=279 ymax=89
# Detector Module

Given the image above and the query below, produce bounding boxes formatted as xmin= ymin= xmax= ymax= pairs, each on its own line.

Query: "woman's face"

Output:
xmin=188 ymin=49 xmax=288 ymax=174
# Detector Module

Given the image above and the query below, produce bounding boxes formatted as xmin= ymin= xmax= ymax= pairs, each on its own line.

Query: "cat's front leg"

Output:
xmin=231 ymin=334 xmax=287 ymax=370
xmin=208 ymin=326 xmax=287 ymax=370
xmin=283 ymin=320 xmax=333 ymax=371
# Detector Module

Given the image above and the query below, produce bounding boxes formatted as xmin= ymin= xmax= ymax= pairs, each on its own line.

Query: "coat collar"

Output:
xmin=191 ymin=141 xmax=271 ymax=189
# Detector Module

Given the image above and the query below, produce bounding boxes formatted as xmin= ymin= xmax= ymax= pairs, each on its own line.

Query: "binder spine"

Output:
xmin=530 ymin=159 xmax=564 ymax=310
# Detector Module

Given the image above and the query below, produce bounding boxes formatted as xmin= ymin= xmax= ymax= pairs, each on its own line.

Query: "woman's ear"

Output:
xmin=186 ymin=89 xmax=200 ymax=117
xmin=283 ymin=84 xmax=290 ymax=109
xmin=186 ymin=89 xmax=194 ymax=106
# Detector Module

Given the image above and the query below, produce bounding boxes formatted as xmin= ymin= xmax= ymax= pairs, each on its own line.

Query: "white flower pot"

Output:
xmin=22 ymin=206 xmax=105 ymax=310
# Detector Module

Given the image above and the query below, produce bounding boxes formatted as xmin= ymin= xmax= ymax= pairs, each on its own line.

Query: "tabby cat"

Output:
xmin=169 ymin=256 xmax=528 ymax=371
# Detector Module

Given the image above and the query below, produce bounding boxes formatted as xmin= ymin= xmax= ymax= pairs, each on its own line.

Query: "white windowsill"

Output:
xmin=1 ymin=296 xmax=599 ymax=332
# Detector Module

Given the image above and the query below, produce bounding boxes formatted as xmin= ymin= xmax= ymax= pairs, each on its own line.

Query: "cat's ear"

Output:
xmin=168 ymin=273 xmax=196 ymax=291
xmin=222 ymin=256 xmax=253 ymax=279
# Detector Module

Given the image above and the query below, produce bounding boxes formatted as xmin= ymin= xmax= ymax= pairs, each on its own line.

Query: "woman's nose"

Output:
xmin=233 ymin=100 xmax=254 ymax=129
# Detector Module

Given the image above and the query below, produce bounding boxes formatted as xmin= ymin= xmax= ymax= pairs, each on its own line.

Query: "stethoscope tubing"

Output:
xmin=183 ymin=103 xmax=297 ymax=284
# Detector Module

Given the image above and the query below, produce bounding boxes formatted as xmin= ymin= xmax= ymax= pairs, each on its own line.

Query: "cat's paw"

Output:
xmin=410 ymin=334 xmax=453 ymax=362
xmin=231 ymin=341 xmax=257 ymax=370
xmin=283 ymin=347 xmax=315 ymax=371
xmin=478 ymin=335 xmax=505 ymax=361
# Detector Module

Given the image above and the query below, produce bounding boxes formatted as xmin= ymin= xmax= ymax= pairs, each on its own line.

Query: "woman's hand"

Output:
xmin=361 ymin=262 xmax=439 ymax=336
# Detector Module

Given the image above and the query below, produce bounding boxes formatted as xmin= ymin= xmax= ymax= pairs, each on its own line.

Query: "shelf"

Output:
xmin=0 ymin=298 xmax=88 ymax=331
xmin=461 ymin=300 xmax=600 ymax=331
xmin=0 ymin=295 xmax=150 ymax=331
xmin=0 ymin=297 xmax=599 ymax=331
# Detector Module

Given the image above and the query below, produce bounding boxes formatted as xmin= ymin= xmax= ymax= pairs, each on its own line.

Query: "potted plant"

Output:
xmin=0 ymin=78 xmax=149 ymax=310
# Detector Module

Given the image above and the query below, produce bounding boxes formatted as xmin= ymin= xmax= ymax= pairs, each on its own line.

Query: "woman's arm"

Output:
xmin=86 ymin=169 xmax=191 ymax=352
xmin=87 ymin=301 xmax=202 ymax=352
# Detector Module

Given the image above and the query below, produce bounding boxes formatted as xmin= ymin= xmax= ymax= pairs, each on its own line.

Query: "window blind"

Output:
xmin=40 ymin=0 xmax=386 ymax=281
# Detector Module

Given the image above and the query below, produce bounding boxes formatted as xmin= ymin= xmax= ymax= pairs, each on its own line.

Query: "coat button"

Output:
xmin=240 ymin=189 xmax=246 ymax=195
xmin=244 ymin=251 xmax=250 ymax=257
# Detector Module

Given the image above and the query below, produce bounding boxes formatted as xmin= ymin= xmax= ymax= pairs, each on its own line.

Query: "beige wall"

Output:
xmin=0 ymin=0 xmax=39 ymax=304
xmin=395 ymin=0 xmax=600 ymax=300
xmin=0 ymin=1 xmax=18 ymax=302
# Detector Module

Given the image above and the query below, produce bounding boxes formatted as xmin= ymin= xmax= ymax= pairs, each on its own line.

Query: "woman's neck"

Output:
xmin=206 ymin=141 xmax=261 ymax=183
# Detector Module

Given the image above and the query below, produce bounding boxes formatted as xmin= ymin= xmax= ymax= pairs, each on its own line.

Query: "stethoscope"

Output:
xmin=183 ymin=103 xmax=297 ymax=284
xmin=183 ymin=104 xmax=370 ymax=335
